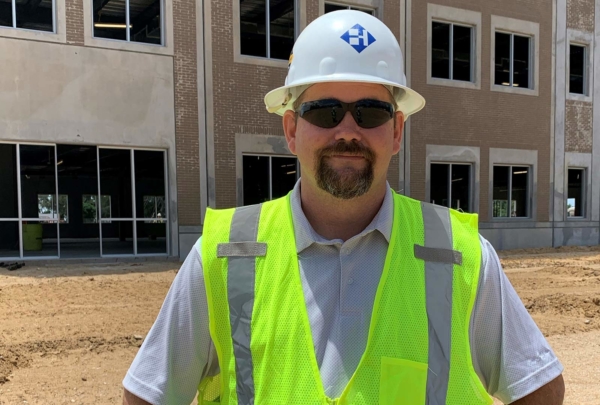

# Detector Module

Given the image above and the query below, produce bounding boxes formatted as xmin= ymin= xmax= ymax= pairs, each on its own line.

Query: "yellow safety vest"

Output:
xmin=198 ymin=191 xmax=493 ymax=405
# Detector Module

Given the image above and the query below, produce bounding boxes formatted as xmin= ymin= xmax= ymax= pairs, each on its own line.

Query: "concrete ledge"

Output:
xmin=481 ymin=227 xmax=553 ymax=250
xmin=553 ymin=226 xmax=599 ymax=246
xmin=179 ymin=226 xmax=203 ymax=234
xmin=480 ymin=221 xmax=552 ymax=229
xmin=11 ymin=256 xmax=180 ymax=265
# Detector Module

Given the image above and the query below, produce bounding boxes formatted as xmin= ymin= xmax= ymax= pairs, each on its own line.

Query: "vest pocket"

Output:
xmin=379 ymin=357 xmax=427 ymax=405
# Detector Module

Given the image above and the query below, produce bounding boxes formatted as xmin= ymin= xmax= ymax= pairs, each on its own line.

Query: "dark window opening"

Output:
xmin=93 ymin=0 xmax=162 ymax=45
xmin=569 ymin=44 xmax=586 ymax=95
xmin=0 ymin=0 xmax=53 ymax=32
xmin=493 ymin=165 xmax=529 ymax=218
xmin=495 ymin=32 xmax=531 ymax=88
xmin=240 ymin=0 xmax=295 ymax=60
xmin=567 ymin=168 xmax=585 ymax=217
xmin=430 ymin=163 xmax=472 ymax=212
xmin=432 ymin=22 xmax=472 ymax=82
xmin=243 ymin=155 xmax=298 ymax=205
xmin=0 ymin=143 xmax=19 ymax=219
xmin=432 ymin=22 xmax=450 ymax=79
xmin=324 ymin=3 xmax=375 ymax=15
xmin=20 ymin=144 xmax=59 ymax=257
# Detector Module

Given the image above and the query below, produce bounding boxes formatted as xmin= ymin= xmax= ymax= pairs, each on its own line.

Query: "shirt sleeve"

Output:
xmin=122 ymin=237 xmax=219 ymax=405
xmin=470 ymin=236 xmax=564 ymax=404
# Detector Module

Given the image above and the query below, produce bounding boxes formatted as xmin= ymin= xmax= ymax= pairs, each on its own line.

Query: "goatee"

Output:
xmin=315 ymin=141 xmax=375 ymax=199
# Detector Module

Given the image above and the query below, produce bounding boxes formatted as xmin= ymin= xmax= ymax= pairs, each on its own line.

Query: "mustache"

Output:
xmin=317 ymin=141 xmax=376 ymax=162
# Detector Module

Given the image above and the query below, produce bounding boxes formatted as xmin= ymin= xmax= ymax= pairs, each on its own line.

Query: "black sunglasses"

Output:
xmin=297 ymin=98 xmax=395 ymax=129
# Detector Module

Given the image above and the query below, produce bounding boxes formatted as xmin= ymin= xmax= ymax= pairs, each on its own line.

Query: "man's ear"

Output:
xmin=392 ymin=111 xmax=404 ymax=155
xmin=283 ymin=110 xmax=298 ymax=155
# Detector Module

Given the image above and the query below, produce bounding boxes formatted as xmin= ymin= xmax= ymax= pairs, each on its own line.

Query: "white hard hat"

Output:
xmin=264 ymin=10 xmax=426 ymax=120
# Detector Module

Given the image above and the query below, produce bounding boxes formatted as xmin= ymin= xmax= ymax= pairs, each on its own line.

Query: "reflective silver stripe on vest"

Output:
xmin=227 ymin=204 xmax=262 ymax=405
xmin=420 ymin=203 xmax=454 ymax=405
xmin=218 ymin=242 xmax=267 ymax=258
xmin=414 ymin=244 xmax=462 ymax=266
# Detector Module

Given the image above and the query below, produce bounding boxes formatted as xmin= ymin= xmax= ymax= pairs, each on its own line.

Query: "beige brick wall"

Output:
xmin=174 ymin=0 xmax=201 ymax=225
xmin=65 ymin=0 xmax=84 ymax=45
xmin=565 ymin=100 xmax=593 ymax=152
xmin=212 ymin=0 xmax=405 ymax=208
xmin=409 ymin=0 xmax=553 ymax=222
xmin=567 ymin=0 xmax=595 ymax=32
xmin=211 ymin=0 xmax=286 ymax=208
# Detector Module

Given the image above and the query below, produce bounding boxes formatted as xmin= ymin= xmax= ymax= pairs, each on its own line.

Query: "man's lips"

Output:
xmin=328 ymin=155 xmax=366 ymax=160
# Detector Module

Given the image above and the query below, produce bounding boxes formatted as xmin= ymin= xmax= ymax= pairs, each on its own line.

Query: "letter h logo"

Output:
xmin=341 ymin=24 xmax=377 ymax=53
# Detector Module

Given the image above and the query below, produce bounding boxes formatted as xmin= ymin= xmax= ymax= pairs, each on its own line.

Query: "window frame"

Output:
xmin=490 ymin=15 xmax=539 ymax=96
xmin=142 ymin=195 xmax=166 ymax=220
xmin=491 ymin=165 xmax=532 ymax=219
xmin=564 ymin=152 xmax=592 ymax=221
xmin=427 ymin=4 xmax=481 ymax=90
xmin=234 ymin=0 xmax=303 ymax=67
xmin=1 ymin=0 xmax=56 ymax=34
xmin=567 ymin=30 xmax=594 ymax=102
xmin=236 ymin=133 xmax=298 ymax=206
xmin=82 ymin=0 xmax=174 ymax=55
xmin=323 ymin=2 xmax=375 ymax=15
xmin=82 ymin=194 xmax=112 ymax=224
xmin=566 ymin=167 xmax=586 ymax=219
xmin=319 ymin=0 xmax=381 ymax=18
xmin=425 ymin=145 xmax=480 ymax=214
xmin=90 ymin=0 xmax=165 ymax=46
xmin=488 ymin=148 xmax=537 ymax=221
xmin=37 ymin=194 xmax=68 ymax=223
xmin=429 ymin=162 xmax=473 ymax=212
xmin=241 ymin=153 xmax=299 ymax=205
xmin=0 ymin=0 xmax=65 ymax=43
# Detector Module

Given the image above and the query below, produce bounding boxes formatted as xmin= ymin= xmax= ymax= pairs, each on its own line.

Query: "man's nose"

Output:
xmin=333 ymin=112 xmax=362 ymax=143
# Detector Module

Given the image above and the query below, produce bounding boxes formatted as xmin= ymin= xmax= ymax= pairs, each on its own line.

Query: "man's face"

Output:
xmin=283 ymin=82 xmax=404 ymax=199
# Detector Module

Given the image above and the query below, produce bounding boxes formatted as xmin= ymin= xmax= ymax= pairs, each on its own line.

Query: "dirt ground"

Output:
xmin=1 ymin=246 xmax=600 ymax=404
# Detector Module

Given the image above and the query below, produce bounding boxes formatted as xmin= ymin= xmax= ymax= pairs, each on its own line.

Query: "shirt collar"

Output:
xmin=290 ymin=179 xmax=394 ymax=253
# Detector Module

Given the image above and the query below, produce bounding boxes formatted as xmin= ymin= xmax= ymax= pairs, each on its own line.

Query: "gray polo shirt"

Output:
xmin=123 ymin=182 xmax=562 ymax=404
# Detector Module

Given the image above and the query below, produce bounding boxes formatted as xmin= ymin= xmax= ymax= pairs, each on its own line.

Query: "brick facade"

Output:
xmin=174 ymin=0 xmax=201 ymax=226
xmin=565 ymin=100 xmax=594 ymax=153
xmin=65 ymin=0 xmax=84 ymax=45
xmin=409 ymin=0 xmax=553 ymax=222
xmin=567 ymin=0 xmax=595 ymax=32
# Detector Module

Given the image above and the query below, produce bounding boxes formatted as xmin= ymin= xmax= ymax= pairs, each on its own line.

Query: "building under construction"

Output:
xmin=0 ymin=0 xmax=598 ymax=260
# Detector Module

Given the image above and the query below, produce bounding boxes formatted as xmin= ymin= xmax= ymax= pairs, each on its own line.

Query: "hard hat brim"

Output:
xmin=264 ymin=73 xmax=426 ymax=121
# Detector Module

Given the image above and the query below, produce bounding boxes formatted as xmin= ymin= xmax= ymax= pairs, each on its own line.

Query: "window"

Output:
xmin=494 ymin=32 xmax=531 ymax=88
xmin=93 ymin=0 xmax=162 ymax=45
xmin=430 ymin=163 xmax=471 ymax=212
xmin=0 ymin=0 xmax=54 ymax=32
xmin=567 ymin=168 xmax=585 ymax=218
xmin=431 ymin=22 xmax=472 ymax=82
xmin=324 ymin=3 xmax=374 ymax=15
xmin=243 ymin=155 xmax=298 ymax=205
xmin=569 ymin=44 xmax=587 ymax=95
xmin=38 ymin=194 xmax=68 ymax=223
xmin=493 ymin=166 xmax=529 ymax=218
xmin=240 ymin=0 xmax=295 ymax=60
xmin=82 ymin=195 xmax=112 ymax=223
xmin=427 ymin=5 xmax=481 ymax=90
xmin=143 ymin=196 xmax=165 ymax=220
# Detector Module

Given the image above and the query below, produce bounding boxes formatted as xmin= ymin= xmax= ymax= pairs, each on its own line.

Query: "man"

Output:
xmin=123 ymin=10 xmax=565 ymax=405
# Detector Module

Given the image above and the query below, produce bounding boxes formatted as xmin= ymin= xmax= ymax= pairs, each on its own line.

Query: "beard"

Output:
xmin=314 ymin=141 xmax=376 ymax=199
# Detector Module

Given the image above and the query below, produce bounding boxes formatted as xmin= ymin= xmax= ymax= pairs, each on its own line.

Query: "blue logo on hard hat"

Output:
xmin=341 ymin=24 xmax=376 ymax=53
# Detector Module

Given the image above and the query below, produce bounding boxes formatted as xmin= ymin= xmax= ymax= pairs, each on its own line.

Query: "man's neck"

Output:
xmin=299 ymin=178 xmax=388 ymax=242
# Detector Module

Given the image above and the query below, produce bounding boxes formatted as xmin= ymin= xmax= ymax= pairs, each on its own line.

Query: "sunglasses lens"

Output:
xmin=299 ymin=99 xmax=394 ymax=129
xmin=354 ymin=107 xmax=393 ymax=128
xmin=301 ymin=105 xmax=344 ymax=128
